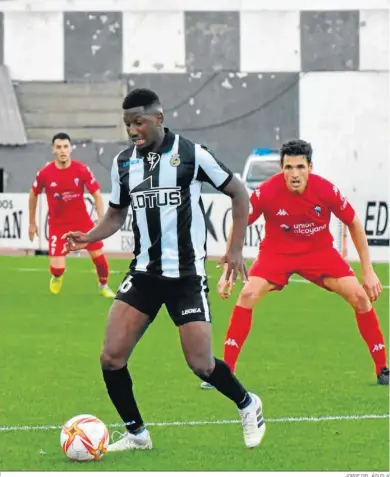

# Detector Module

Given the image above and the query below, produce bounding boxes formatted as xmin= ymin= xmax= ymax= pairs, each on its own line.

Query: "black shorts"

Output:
xmin=115 ymin=272 xmax=212 ymax=327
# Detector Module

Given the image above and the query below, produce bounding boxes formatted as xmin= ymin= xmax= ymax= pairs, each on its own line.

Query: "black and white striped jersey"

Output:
xmin=109 ymin=128 xmax=233 ymax=278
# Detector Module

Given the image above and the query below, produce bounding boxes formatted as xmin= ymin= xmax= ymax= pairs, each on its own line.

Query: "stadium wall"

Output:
xmin=0 ymin=3 xmax=387 ymax=191
xmin=0 ymin=0 xmax=388 ymax=261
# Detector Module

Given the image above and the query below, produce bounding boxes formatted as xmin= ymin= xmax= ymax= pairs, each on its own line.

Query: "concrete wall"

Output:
xmin=0 ymin=1 xmax=388 ymax=194
xmin=1 ymin=8 xmax=388 ymax=80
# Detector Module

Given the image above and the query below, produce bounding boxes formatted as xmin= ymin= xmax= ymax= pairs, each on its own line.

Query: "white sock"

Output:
xmin=133 ymin=428 xmax=148 ymax=438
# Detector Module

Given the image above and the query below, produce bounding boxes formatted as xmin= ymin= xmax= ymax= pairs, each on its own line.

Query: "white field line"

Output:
xmin=14 ymin=268 xmax=390 ymax=289
xmin=0 ymin=414 xmax=388 ymax=433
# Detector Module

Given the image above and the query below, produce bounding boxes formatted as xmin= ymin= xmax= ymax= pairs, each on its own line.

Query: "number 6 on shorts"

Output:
xmin=119 ymin=275 xmax=132 ymax=293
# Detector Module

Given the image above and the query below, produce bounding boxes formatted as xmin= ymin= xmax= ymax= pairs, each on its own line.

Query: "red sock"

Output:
xmin=355 ymin=308 xmax=388 ymax=375
xmin=50 ymin=267 xmax=64 ymax=277
xmin=92 ymin=255 xmax=109 ymax=286
xmin=223 ymin=305 xmax=253 ymax=373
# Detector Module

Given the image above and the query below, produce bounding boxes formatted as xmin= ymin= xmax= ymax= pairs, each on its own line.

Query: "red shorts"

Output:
xmin=48 ymin=219 xmax=103 ymax=257
xmin=249 ymin=247 xmax=355 ymax=290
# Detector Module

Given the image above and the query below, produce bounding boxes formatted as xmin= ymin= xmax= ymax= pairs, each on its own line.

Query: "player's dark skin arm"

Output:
xmin=61 ymin=206 xmax=128 ymax=251
xmin=218 ymin=176 xmax=250 ymax=282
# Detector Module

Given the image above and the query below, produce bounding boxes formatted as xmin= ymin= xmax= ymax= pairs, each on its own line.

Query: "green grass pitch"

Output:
xmin=0 ymin=255 xmax=388 ymax=471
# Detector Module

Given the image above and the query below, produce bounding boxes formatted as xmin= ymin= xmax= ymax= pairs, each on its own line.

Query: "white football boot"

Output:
xmin=108 ymin=428 xmax=152 ymax=452
xmin=200 ymin=381 xmax=215 ymax=390
xmin=239 ymin=393 xmax=266 ymax=448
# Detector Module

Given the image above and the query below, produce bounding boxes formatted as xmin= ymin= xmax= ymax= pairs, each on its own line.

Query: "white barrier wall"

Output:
xmin=0 ymin=194 xmax=32 ymax=250
xmin=0 ymin=192 xmax=388 ymax=262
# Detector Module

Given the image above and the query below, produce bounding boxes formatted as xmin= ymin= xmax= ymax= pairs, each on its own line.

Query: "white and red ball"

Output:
xmin=60 ymin=414 xmax=109 ymax=462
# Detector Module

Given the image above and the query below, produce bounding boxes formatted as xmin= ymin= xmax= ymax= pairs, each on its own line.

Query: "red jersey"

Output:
xmin=248 ymin=173 xmax=355 ymax=255
xmin=31 ymin=160 xmax=100 ymax=226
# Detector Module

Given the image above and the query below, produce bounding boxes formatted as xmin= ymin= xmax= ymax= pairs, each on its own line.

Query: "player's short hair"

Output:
xmin=52 ymin=132 xmax=71 ymax=144
xmin=280 ymin=139 xmax=312 ymax=164
xmin=122 ymin=88 xmax=161 ymax=111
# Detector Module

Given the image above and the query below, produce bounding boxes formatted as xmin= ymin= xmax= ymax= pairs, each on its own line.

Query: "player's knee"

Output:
xmin=347 ymin=287 xmax=371 ymax=313
xmin=238 ymin=286 xmax=260 ymax=308
xmin=187 ymin=358 xmax=214 ymax=378
xmin=100 ymin=350 xmax=126 ymax=371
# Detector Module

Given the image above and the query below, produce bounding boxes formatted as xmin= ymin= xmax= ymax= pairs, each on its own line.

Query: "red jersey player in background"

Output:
xmin=201 ymin=139 xmax=388 ymax=388
xmin=28 ymin=132 xmax=115 ymax=298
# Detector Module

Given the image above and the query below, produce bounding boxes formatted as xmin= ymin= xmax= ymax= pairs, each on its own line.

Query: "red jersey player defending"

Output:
xmin=28 ymin=132 xmax=115 ymax=298
xmin=201 ymin=139 xmax=388 ymax=388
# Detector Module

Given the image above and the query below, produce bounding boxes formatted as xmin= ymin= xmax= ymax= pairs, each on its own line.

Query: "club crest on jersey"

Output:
xmin=314 ymin=205 xmax=322 ymax=216
xmin=170 ymin=153 xmax=180 ymax=167
xmin=74 ymin=177 xmax=79 ymax=186
xmin=146 ymin=152 xmax=161 ymax=171
xmin=280 ymin=224 xmax=291 ymax=232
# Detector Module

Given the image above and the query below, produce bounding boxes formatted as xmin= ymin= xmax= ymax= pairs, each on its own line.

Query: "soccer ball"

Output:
xmin=60 ymin=414 xmax=109 ymax=462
